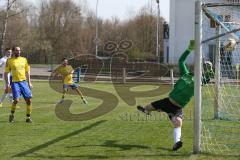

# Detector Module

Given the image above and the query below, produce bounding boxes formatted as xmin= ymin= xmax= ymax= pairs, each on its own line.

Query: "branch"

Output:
xmin=7 ymin=0 xmax=17 ymax=10
xmin=11 ymin=33 xmax=29 ymax=41
xmin=8 ymin=9 xmax=27 ymax=18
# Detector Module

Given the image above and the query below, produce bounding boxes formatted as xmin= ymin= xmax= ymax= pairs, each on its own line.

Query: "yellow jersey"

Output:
xmin=55 ymin=65 xmax=74 ymax=84
xmin=5 ymin=57 xmax=30 ymax=82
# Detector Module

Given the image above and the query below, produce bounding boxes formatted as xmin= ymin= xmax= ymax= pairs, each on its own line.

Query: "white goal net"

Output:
xmin=195 ymin=1 xmax=240 ymax=155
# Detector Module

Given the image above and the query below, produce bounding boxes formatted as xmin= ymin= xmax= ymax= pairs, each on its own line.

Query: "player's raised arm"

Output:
xmin=178 ymin=40 xmax=195 ymax=76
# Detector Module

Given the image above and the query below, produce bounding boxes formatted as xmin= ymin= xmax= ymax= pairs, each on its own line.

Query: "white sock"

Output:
xmin=144 ymin=108 xmax=151 ymax=115
xmin=0 ymin=92 xmax=7 ymax=103
xmin=174 ymin=127 xmax=181 ymax=144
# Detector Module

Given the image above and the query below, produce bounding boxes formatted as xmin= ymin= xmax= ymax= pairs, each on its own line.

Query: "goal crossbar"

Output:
xmin=202 ymin=4 xmax=240 ymax=43
xmin=204 ymin=3 xmax=240 ymax=7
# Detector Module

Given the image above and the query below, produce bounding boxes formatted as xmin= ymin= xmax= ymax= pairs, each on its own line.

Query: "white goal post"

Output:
xmin=194 ymin=0 xmax=240 ymax=154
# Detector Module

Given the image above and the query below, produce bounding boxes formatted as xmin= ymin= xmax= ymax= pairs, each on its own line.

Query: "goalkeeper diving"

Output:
xmin=54 ymin=58 xmax=88 ymax=104
xmin=137 ymin=40 xmax=214 ymax=151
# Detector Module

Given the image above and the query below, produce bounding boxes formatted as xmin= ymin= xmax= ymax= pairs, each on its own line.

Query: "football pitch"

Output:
xmin=0 ymin=81 xmax=239 ymax=160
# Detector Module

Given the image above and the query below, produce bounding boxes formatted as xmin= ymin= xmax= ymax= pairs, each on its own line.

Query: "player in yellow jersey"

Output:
xmin=4 ymin=46 xmax=33 ymax=123
xmin=55 ymin=58 xmax=87 ymax=104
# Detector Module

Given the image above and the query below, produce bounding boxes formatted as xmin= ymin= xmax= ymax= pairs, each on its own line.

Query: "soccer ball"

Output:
xmin=223 ymin=38 xmax=237 ymax=51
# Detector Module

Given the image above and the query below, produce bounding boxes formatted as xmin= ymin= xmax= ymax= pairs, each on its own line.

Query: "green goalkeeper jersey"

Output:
xmin=169 ymin=49 xmax=194 ymax=108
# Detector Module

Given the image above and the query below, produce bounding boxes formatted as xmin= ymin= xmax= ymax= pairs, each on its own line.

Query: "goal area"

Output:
xmin=194 ymin=1 xmax=240 ymax=155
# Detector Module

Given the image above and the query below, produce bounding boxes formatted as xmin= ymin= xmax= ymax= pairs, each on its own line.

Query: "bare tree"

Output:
xmin=38 ymin=0 xmax=83 ymax=59
xmin=0 ymin=0 xmax=14 ymax=55
xmin=0 ymin=0 xmax=165 ymax=63
xmin=0 ymin=0 xmax=28 ymax=56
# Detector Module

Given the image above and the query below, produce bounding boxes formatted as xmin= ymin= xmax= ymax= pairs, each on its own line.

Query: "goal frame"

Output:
xmin=194 ymin=1 xmax=240 ymax=153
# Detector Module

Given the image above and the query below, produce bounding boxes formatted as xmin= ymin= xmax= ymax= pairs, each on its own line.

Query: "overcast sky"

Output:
xmin=85 ymin=0 xmax=170 ymax=22
xmin=0 ymin=0 xmax=170 ymax=21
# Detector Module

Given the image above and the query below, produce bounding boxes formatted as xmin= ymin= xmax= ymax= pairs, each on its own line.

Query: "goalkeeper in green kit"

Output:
xmin=137 ymin=40 xmax=214 ymax=151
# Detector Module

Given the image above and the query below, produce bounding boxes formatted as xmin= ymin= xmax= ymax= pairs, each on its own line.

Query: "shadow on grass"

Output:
xmin=67 ymin=140 xmax=150 ymax=151
xmin=14 ymin=138 xmax=194 ymax=159
xmin=11 ymin=151 xmax=240 ymax=160
xmin=26 ymin=154 xmax=109 ymax=159
xmin=13 ymin=120 xmax=106 ymax=158
xmin=157 ymin=147 xmax=173 ymax=151
xmin=200 ymin=152 xmax=240 ymax=158
xmin=22 ymin=153 xmax=193 ymax=160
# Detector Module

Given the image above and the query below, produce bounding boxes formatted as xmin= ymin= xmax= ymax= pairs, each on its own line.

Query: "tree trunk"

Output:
xmin=0 ymin=0 xmax=10 ymax=56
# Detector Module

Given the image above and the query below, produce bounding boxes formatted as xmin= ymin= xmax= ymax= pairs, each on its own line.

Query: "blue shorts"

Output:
xmin=10 ymin=76 xmax=12 ymax=85
xmin=11 ymin=81 xmax=32 ymax=99
xmin=63 ymin=83 xmax=78 ymax=90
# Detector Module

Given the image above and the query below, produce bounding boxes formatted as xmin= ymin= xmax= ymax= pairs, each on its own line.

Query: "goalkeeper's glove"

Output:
xmin=188 ymin=40 xmax=195 ymax=51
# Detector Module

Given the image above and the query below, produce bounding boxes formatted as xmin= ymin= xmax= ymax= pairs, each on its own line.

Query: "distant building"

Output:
xmin=169 ymin=0 xmax=240 ymax=64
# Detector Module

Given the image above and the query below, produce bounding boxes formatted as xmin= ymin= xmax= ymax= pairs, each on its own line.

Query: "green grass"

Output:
xmin=0 ymin=82 xmax=239 ymax=160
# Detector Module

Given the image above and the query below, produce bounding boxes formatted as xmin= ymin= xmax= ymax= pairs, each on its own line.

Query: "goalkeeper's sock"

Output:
xmin=137 ymin=106 xmax=151 ymax=115
xmin=26 ymin=104 xmax=32 ymax=117
xmin=145 ymin=104 xmax=156 ymax=111
xmin=174 ymin=127 xmax=181 ymax=144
